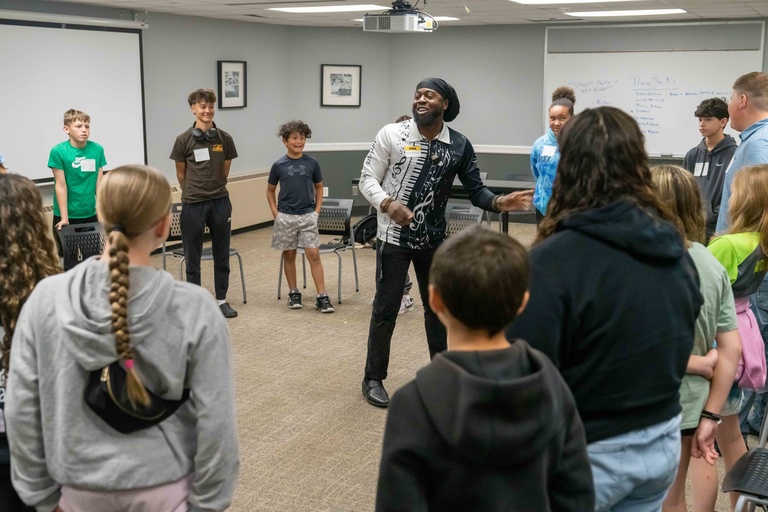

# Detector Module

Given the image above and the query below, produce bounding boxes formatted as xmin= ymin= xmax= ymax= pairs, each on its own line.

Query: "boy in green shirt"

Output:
xmin=48 ymin=109 xmax=106 ymax=235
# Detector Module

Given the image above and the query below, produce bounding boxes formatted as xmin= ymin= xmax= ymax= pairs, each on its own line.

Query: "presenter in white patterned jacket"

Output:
xmin=359 ymin=77 xmax=533 ymax=407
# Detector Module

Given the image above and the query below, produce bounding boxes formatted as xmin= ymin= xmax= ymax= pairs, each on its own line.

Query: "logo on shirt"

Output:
xmin=212 ymin=144 xmax=224 ymax=152
xmin=71 ymin=156 xmax=87 ymax=168
xmin=286 ymin=164 xmax=306 ymax=176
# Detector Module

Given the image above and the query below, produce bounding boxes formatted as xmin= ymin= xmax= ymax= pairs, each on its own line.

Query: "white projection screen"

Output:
xmin=0 ymin=21 xmax=145 ymax=182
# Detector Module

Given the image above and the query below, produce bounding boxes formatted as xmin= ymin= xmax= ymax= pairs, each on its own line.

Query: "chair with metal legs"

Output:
xmin=162 ymin=202 xmax=247 ymax=303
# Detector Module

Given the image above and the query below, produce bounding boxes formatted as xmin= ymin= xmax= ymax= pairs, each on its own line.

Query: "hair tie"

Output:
xmin=124 ymin=359 xmax=135 ymax=371
xmin=111 ymin=225 xmax=126 ymax=235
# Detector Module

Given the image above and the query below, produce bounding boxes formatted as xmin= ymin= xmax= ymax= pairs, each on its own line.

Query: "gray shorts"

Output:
xmin=272 ymin=211 xmax=320 ymax=250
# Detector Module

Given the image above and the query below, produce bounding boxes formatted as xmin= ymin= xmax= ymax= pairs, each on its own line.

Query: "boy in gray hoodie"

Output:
xmin=683 ymin=97 xmax=738 ymax=241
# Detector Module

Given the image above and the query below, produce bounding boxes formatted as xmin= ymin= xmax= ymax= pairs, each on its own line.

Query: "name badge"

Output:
xmin=194 ymin=148 xmax=211 ymax=162
xmin=694 ymin=162 xmax=709 ymax=177
xmin=80 ymin=159 xmax=96 ymax=172
xmin=542 ymin=145 xmax=557 ymax=157
xmin=404 ymin=144 xmax=421 ymax=157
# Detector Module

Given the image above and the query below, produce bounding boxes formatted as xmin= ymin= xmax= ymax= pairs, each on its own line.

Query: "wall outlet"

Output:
xmin=323 ymin=186 xmax=329 ymax=197
xmin=352 ymin=185 xmax=359 ymax=196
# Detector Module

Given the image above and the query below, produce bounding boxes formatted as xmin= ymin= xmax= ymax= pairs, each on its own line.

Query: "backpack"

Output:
xmin=352 ymin=213 xmax=377 ymax=247
xmin=733 ymin=296 xmax=767 ymax=390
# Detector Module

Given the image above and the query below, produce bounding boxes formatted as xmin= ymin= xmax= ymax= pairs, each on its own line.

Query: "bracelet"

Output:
xmin=380 ymin=197 xmax=393 ymax=213
xmin=492 ymin=195 xmax=502 ymax=213
xmin=700 ymin=410 xmax=722 ymax=424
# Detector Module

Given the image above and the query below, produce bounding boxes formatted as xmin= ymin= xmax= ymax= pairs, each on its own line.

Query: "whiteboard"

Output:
xmin=0 ymin=22 xmax=145 ymax=182
xmin=545 ymin=50 xmax=764 ymax=157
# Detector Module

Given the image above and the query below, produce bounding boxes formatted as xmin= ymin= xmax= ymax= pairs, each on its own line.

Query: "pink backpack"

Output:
xmin=733 ymin=297 xmax=767 ymax=390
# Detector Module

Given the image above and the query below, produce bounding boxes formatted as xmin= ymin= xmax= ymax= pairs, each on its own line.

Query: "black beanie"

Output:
xmin=416 ymin=78 xmax=460 ymax=122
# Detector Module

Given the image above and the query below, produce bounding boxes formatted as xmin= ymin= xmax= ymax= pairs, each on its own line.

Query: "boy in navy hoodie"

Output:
xmin=375 ymin=227 xmax=593 ymax=512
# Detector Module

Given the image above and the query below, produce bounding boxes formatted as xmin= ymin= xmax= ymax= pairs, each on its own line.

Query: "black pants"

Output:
xmin=180 ymin=197 xmax=232 ymax=300
xmin=364 ymin=241 xmax=446 ymax=381
xmin=52 ymin=214 xmax=99 ymax=256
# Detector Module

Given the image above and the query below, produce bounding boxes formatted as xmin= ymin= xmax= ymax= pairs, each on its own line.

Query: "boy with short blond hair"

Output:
xmin=267 ymin=120 xmax=334 ymax=313
xmin=48 ymin=109 xmax=106 ymax=234
xmin=376 ymin=227 xmax=593 ymax=512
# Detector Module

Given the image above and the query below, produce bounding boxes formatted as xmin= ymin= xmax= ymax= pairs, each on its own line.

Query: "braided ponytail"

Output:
xmin=98 ymin=165 xmax=172 ymax=408
xmin=108 ymin=228 xmax=150 ymax=407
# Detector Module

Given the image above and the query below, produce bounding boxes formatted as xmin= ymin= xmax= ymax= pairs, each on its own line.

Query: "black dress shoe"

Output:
xmin=219 ymin=302 xmax=238 ymax=318
xmin=362 ymin=378 xmax=389 ymax=407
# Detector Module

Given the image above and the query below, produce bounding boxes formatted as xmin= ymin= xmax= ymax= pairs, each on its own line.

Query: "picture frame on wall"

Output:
xmin=321 ymin=64 xmax=361 ymax=107
xmin=217 ymin=60 xmax=247 ymax=109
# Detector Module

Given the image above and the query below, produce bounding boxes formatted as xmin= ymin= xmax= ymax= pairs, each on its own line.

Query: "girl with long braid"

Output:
xmin=5 ymin=165 xmax=239 ymax=512
xmin=0 ymin=173 xmax=60 ymax=511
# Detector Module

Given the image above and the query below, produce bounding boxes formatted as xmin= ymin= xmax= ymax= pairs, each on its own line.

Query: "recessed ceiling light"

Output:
xmin=269 ymin=4 xmax=389 ymax=13
xmin=566 ymin=8 xmax=686 ymax=17
xmin=510 ymin=0 xmax=634 ymax=3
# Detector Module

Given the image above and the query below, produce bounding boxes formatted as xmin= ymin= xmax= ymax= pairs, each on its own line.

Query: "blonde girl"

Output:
xmin=6 ymin=165 xmax=239 ymax=512
xmin=697 ymin=163 xmax=768 ymax=510
xmin=651 ymin=165 xmax=741 ymax=512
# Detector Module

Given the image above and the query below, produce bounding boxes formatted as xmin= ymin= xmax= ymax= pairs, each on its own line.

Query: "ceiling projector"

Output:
xmin=363 ymin=0 xmax=437 ymax=33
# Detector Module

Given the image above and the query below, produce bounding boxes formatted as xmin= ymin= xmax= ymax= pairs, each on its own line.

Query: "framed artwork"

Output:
xmin=217 ymin=60 xmax=247 ymax=109
xmin=321 ymin=64 xmax=361 ymax=107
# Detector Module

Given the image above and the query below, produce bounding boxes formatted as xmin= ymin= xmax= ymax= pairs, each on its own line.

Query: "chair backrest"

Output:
xmin=451 ymin=171 xmax=488 ymax=187
xmin=57 ymin=222 xmax=106 ymax=271
xmin=318 ymin=198 xmax=354 ymax=240
xmin=167 ymin=202 xmax=184 ymax=243
xmin=445 ymin=202 xmax=484 ymax=237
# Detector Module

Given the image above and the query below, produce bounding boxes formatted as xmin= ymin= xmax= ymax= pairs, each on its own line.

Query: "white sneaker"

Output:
xmin=398 ymin=295 xmax=415 ymax=315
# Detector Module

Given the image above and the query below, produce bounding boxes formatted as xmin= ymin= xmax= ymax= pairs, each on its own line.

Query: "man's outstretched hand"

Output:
xmin=497 ymin=189 xmax=534 ymax=212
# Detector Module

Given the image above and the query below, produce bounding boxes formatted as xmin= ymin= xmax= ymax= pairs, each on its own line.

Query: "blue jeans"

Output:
xmin=588 ymin=414 xmax=681 ymax=512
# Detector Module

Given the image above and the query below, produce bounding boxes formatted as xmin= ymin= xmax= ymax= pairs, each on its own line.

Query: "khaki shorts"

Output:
xmin=272 ymin=211 xmax=320 ymax=250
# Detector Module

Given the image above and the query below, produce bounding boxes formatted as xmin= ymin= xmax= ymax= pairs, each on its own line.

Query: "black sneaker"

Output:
xmin=219 ymin=302 xmax=238 ymax=318
xmin=288 ymin=291 xmax=303 ymax=309
xmin=316 ymin=294 xmax=335 ymax=313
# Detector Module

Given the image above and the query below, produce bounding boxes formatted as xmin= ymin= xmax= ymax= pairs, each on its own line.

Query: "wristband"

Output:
xmin=700 ymin=410 xmax=722 ymax=424
xmin=493 ymin=195 xmax=502 ymax=213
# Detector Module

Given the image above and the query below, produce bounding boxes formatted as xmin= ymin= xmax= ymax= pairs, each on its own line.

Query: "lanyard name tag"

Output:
xmin=694 ymin=162 xmax=709 ymax=177
xmin=194 ymin=148 xmax=210 ymax=162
